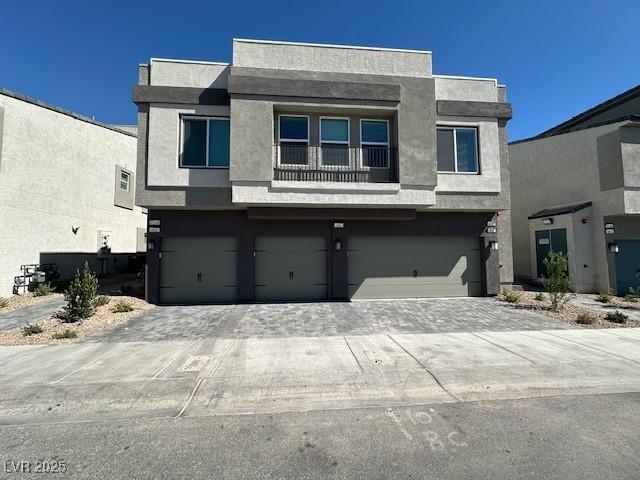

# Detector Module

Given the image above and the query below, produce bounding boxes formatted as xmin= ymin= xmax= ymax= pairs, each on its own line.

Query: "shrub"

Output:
xmin=625 ymin=288 xmax=640 ymax=303
xmin=52 ymin=329 xmax=77 ymax=339
xmin=605 ymin=310 xmax=628 ymax=324
xmin=596 ymin=291 xmax=612 ymax=304
xmin=93 ymin=295 xmax=110 ymax=307
xmin=534 ymin=292 xmax=545 ymax=302
xmin=33 ymin=283 xmax=56 ymax=297
xmin=23 ymin=323 xmax=44 ymax=336
xmin=61 ymin=262 xmax=99 ymax=322
xmin=576 ymin=312 xmax=598 ymax=325
xmin=0 ymin=297 xmax=8 ymax=308
xmin=502 ymin=289 xmax=522 ymax=303
xmin=542 ymin=251 xmax=570 ymax=312
xmin=111 ymin=301 xmax=134 ymax=313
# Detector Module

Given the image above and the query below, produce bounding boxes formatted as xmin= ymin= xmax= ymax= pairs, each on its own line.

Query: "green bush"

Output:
xmin=0 ymin=297 xmax=8 ymax=308
xmin=534 ymin=292 xmax=545 ymax=301
xmin=52 ymin=329 xmax=77 ymax=339
xmin=605 ymin=310 xmax=628 ymax=324
xmin=542 ymin=251 xmax=570 ymax=312
xmin=61 ymin=262 xmax=99 ymax=322
xmin=502 ymin=289 xmax=522 ymax=303
xmin=596 ymin=291 xmax=612 ymax=304
xmin=93 ymin=295 xmax=110 ymax=307
xmin=576 ymin=312 xmax=598 ymax=325
xmin=625 ymin=288 xmax=640 ymax=303
xmin=23 ymin=323 xmax=44 ymax=336
xmin=33 ymin=283 xmax=56 ymax=297
xmin=111 ymin=301 xmax=134 ymax=313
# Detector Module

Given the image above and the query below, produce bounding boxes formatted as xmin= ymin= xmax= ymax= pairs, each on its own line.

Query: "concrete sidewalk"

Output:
xmin=0 ymin=328 xmax=639 ymax=425
xmin=0 ymin=296 xmax=65 ymax=332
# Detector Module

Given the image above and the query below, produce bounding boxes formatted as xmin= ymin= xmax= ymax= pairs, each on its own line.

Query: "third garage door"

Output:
xmin=348 ymin=236 xmax=482 ymax=299
xmin=254 ymin=236 xmax=328 ymax=302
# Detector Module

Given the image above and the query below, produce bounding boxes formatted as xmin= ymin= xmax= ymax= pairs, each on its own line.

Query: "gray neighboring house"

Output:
xmin=0 ymin=88 xmax=148 ymax=296
xmin=134 ymin=38 xmax=513 ymax=305
xmin=510 ymin=84 xmax=640 ymax=294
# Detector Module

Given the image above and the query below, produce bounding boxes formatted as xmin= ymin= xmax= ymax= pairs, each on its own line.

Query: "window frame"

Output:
xmin=436 ymin=125 xmax=480 ymax=175
xmin=319 ymin=116 xmax=350 ymax=167
xmin=359 ymin=119 xmax=390 ymax=169
xmin=277 ymin=114 xmax=310 ymax=167
xmin=179 ymin=115 xmax=231 ymax=169
xmin=119 ymin=170 xmax=130 ymax=191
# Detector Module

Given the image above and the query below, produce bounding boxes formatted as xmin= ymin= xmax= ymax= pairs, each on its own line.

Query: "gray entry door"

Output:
xmin=348 ymin=236 xmax=482 ymax=299
xmin=160 ymin=237 xmax=237 ymax=304
xmin=254 ymin=236 xmax=328 ymax=302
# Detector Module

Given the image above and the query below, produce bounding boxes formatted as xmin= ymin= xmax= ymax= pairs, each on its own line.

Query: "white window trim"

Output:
xmin=319 ymin=116 xmax=350 ymax=167
xmin=359 ymin=119 xmax=390 ymax=169
xmin=120 ymin=170 xmax=130 ymax=191
xmin=436 ymin=125 xmax=480 ymax=175
xmin=277 ymin=114 xmax=310 ymax=167
xmin=179 ymin=116 xmax=230 ymax=169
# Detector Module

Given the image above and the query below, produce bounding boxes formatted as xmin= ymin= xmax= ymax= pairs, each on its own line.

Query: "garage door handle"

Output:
xmin=197 ymin=272 xmax=202 ymax=283
xmin=289 ymin=271 xmax=294 ymax=280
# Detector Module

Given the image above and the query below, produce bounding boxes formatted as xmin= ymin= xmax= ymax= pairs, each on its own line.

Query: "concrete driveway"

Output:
xmin=1 ymin=297 xmax=639 ymax=426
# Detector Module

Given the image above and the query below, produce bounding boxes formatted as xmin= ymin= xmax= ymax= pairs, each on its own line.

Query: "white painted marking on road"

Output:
xmin=180 ymin=355 xmax=210 ymax=372
xmin=176 ymin=378 xmax=204 ymax=418
xmin=152 ymin=339 xmax=200 ymax=378
xmin=51 ymin=345 xmax=122 ymax=384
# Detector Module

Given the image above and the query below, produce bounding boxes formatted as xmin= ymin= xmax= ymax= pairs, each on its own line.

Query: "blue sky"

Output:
xmin=1 ymin=0 xmax=638 ymax=140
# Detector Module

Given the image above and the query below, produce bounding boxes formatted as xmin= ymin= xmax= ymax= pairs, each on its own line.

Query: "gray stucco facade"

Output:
xmin=134 ymin=39 xmax=513 ymax=304
xmin=510 ymin=84 xmax=640 ymax=294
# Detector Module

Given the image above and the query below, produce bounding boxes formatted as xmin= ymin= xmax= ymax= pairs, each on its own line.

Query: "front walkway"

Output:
xmin=94 ymin=298 xmax=568 ymax=342
xmin=0 ymin=296 xmax=65 ymax=333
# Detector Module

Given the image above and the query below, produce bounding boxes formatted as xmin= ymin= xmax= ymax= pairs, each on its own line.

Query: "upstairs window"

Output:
xmin=320 ymin=117 xmax=350 ymax=166
xmin=181 ymin=117 xmax=230 ymax=168
xmin=278 ymin=115 xmax=309 ymax=165
xmin=437 ymin=127 xmax=479 ymax=173
xmin=361 ymin=119 xmax=390 ymax=168
xmin=120 ymin=170 xmax=130 ymax=191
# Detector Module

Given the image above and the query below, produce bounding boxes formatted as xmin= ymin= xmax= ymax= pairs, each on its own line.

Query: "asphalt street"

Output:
xmin=1 ymin=393 xmax=638 ymax=480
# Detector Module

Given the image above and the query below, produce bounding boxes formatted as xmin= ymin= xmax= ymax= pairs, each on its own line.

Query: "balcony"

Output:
xmin=273 ymin=145 xmax=398 ymax=183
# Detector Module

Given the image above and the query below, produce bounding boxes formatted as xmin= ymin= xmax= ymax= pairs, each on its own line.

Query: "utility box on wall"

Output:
xmin=97 ymin=230 xmax=112 ymax=258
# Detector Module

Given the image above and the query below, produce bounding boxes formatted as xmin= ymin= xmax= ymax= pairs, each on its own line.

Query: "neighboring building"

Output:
xmin=510 ymin=84 xmax=640 ymax=294
xmin=134 ymin=39 xmax=513 ymax=304
xmin=0 ymin=88 xmax=147 ymax=296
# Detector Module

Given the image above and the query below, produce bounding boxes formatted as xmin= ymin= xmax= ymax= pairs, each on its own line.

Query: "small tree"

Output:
xmin=61 ymin=262 xmax=99 ymax=322
xmin=542 ymin=251 xmax=570 ymax=312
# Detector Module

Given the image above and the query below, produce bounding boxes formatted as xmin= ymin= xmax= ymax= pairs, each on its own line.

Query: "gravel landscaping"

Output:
xmin=497 ymin=291 xmax=640 ymax=329
xmin=0 ymin=296 xmax=152 ymax=346
xmin=0 ymin=292 xmax=64 ymax=315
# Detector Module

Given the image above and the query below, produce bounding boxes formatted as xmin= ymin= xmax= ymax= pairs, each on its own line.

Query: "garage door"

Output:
xmin=160 ymin=237 xmax=237 ymax=304
xmin=254 ymin=236 xmax=327 ymax=302
xmin=348 ymin=236 xmax=482 ymax=299
xmin=615 ymin=240 xmax=640 ymax=294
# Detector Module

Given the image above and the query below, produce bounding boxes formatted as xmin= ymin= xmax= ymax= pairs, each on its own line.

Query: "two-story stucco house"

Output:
xmin=133 ymin=39 xmax=513 ymax=304
xmin=510 ymin=84 xmax=640 ymax=295
xmin=0 ymin=88 xmax=147 ymax=296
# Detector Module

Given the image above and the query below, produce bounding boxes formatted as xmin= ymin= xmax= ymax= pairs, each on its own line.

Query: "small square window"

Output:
xmin=180 ymin=117 xmax=230 ymax=168
xmin=120 ymin=171 xmax=130 ymax=191
xmin=437 ymin=127 xmax=479 ymax=173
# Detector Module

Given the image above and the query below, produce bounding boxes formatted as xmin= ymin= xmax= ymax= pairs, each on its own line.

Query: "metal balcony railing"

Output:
xmin=273 ymin=144 xmax=398 ymax=183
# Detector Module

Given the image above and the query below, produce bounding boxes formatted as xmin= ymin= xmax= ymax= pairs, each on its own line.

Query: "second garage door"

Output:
xmin=348 ymin=236 xmax=482 ymax=299
xmin=254 ymin=236 xmax=328 ymax=302
xmin=160 ymin=237 xmax=237 ymax=304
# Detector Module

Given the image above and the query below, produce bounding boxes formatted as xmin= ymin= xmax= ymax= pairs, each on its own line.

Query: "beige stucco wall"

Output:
xmin=0 ymin=94 xmax=146 ymax=296
xmin=510 ymin=121 xmax=630 ymax=291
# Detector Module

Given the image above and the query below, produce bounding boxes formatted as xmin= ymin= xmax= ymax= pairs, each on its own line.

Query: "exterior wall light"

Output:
xmin=334 ymin=239 xmax=342 ymax=251
xmin=489 ymin=241 xmax=499 ymax=251
xmin=608 ymin=243 xmax=619 ymax=254
xmin=148 ymin=240 xmax=155 ymax=251
xmin=542 ymin=218 xmax=554 ymax=225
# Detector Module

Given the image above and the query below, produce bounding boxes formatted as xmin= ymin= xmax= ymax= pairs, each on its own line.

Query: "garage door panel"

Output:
xmin=255 ymin=236 xmax=327 ymax=302
xmin=348 ymin=236 xmax=481 ymax=299
xmin=160 ymin=237 xmax=237 ymax=304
